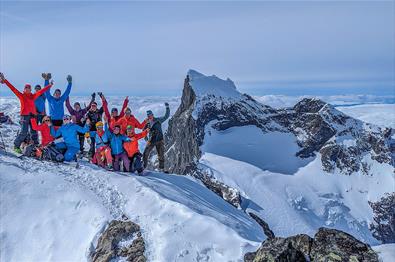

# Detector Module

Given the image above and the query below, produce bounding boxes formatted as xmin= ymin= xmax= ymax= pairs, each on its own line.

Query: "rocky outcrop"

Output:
xmin=369 ymin=192 xmax=395 ymax=244
xmin=165 ymin=71 xmax=394 ymax=177
xmin=91 ymin=220 xmax=146 ymax=262
xmin=165 ymin=75 xmax=201 ymax=174
xmin=188 ymin=165 xmax=241 ymax=208
xmin=245 ymin=227 xmax=379 ymax=262
xmin=248 ymin=212 xmax=275 ymax=240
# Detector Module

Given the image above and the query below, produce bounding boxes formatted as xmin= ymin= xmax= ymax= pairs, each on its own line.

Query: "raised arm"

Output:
xmin=30 ymin=118 xmax=43 ymax=131
xmin=60 ymin=75 xmax=72 ymax=102
xmin=44 ymin=79 xmax=54 ymax=102
xmin=34 ymin=81 xmax=53 ymax=98
xmin=65 ymin=98 xmax=76 ymax=115
xmin=2 ymin=78 xmax=22 ymax=99
xmin=76 ymin=123 xmax=90 ymax=134
xmin=133 ymin=116 xmax=146 ymax=129
xmin=119 ymin=96 xmax=129 ymax=118
xmin=158 ymin=103 xmax=170 ymax=123
xmin=81 ymin=93 xmax=96 ymax=115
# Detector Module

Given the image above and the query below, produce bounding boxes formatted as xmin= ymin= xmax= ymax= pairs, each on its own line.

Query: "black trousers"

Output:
xmin=143 ymin=140 xmax=165 ymax=169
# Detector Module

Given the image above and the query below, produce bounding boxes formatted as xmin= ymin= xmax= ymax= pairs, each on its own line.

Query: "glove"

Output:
xmin=0 ymin=72 xmax=5 ymax=84
xmin=47 ymin=73 xmax=52 ymax=80
xmin=91 ymin=93 xmax=96 ymax=100
xmin=98 ymin=92 xmax=103 ymax=98
xmin=165 ymin=102 xmax=169 ymax=107
xmin=66 ymin=75 xmax=72 ymax=83
xmin=41 ymin=73 xmax=47 ymax=80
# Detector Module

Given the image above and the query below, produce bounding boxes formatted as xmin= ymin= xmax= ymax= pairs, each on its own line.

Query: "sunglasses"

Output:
xmin=63 ymin=118 xmax=71 ymax=121
xmin=44 ymin=119 xmax=51 ymax=122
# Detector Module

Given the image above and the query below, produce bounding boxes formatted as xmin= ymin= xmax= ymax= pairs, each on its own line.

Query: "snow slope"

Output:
xmin=0 ymin=96 xmax=264 ymax=261
xmin=200 ymin=152 xmax=394 ymax=245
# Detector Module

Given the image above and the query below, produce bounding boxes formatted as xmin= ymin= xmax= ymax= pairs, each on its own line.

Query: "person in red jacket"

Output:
xmin=115 ymin=107 xmax=146 ymax=134
xmin=30 ymin=116 xmax=54 ymax=146
xmin=123 ymin=125 xmax=148 ymax=174
xmin=99 ymin=92 xmax=129 ymax=130
xmin=0 ymin=72 xmax=53 ymax=153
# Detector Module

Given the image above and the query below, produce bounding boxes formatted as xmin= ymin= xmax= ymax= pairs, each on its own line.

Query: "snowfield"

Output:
xmin=1 ymin=94 xmax=394 ymax=261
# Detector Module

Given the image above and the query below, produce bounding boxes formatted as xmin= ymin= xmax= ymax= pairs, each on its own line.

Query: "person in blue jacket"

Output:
xmin=42 ymin=73 xmax=72 ymax=127
xmin=50 ymin=114 xmax=90 ymax=162
xmin=34 ymin=84 xmax=46 ymax=124
xmin=105 ymin=123 xmax=131 ymax=171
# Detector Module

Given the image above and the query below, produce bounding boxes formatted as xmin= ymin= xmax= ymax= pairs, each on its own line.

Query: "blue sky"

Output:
xmin=0 ymin=1 xmax=394 ymax=96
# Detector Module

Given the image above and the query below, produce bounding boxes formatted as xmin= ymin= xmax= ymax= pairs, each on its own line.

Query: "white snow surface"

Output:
xmin=202 ymin=124 xmax=313 ymax=174
xmin=373 ymin=244 xmax=395 ymax=262
xmin=0 ymin=97 xmax=262 ymax=261
xmin=188 ymin=70 xmax=241 ymax=99
xmin=200 ymin=153 xmax=394 ymax=245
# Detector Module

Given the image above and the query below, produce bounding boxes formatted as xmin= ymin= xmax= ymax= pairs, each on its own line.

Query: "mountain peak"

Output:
xmin=186 ymin=69 xmax=241 ymax=99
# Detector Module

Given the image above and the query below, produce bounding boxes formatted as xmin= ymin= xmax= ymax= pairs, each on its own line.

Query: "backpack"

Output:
xmin=41 ymin=144 xmax=64 ymax=162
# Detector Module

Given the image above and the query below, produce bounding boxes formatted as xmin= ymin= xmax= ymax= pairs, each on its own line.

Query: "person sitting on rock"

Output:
xmin=105 ymin=124 xmax=131 ymax=172
xmin=43 ymin=73 xmax=72 ymax=128
xmin=0 ymin=72 xmax=53 ymax=153
xmin=143 ymin=103 xmax=170 ymax=172
xmin=91 ymin=119 xmax=113 ymax=170
xmin=30 ymin=115 xmax=54 ymax=146
xmin=99 ymin=92 xmax=129 ymax=130
xmin=50 ymin=114 xmax=90 ymax=162
xmin=66 ymin=93 xmax=95 ymax=153
xmin=123 ymin=125 xmax=148 ymax=174
xmin=115 ymin=107 xmax=146 ymax=134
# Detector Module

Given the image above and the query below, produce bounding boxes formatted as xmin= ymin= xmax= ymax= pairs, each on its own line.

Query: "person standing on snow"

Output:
xmin=115 ymin=107 xmax=146 ymax=134
xmin=123 ymin=125 xmax=148 ymax=174
xmin=85 ymin=100 xmax=104 ymax=157
xmin=142 ymin=103 xmax=170 ymax=172
xmin=50 ymin=114 xmax=90 ymax=162
xmin=105 ymin=124 xmax=131 ymax=172
xmin=99 ymin=92 xmax=129 ymax=130
xmin=0 ymin=72 xmax=53 ymax=153
xmin=42 ymin=73 xmax=72 ymax=128
xmin=34 ymin=84 xmax=46 ymax=124
xmin=66 ymin=93 xmax=96 ymax=153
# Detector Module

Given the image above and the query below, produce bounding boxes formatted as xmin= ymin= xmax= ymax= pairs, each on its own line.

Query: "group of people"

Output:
xmin=0 ymin=72 xmax=170 ymax=174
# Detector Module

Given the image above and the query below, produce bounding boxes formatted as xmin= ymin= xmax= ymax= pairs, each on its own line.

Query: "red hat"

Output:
xmin=24 ymin=84 xmax=32 ymax=88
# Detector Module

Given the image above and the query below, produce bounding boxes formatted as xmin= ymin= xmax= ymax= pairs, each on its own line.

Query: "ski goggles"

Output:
xmin=63 ymin=115 xmax=71 ymax=121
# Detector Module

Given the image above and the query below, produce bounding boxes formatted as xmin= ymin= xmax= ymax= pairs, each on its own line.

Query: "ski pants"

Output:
xmin=78 ymin=133 xmax=85 ymax=152
xmin=55 ymin=142 xmax=79 ymax=162
xmin=113 ymin=152 xmax=130 ymax=172
xmin=129 ymin=153 xmax=143 ymax=173
xmin=15 ymin=115 xmax=38 ymax=148
xmin=143 ymin=140 xmax=165 ymax=169
xmin=93 ymin=146 xmax=113 ymax=167
xmin=89 ymin=136 xmax=96 ymax=156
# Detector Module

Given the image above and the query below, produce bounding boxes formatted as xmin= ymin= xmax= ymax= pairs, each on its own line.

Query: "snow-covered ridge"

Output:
xmin=187 ymin=69 xmax=241 ymax=99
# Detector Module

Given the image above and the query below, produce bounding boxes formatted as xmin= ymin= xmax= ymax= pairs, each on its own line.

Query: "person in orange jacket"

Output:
xmin=115 ymin=107 xmax=146 ymax=134
xmin=99 ymin=92 xmax=129 ymax=130
xmin=30 ymin=115 xmax=54 ymax=146
xmin=123 ymin=125 xmax=148 ymax=174
xmin=0 ymin=72 xmax=53 ymax=153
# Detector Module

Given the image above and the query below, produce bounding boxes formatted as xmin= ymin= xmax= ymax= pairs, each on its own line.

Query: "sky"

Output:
xmin=0 ymin=0 xmax=394 ymax=97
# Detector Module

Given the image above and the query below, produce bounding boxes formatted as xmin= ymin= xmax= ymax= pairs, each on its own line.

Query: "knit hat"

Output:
xmin=55 ymin=88 xmax=61 ymax=93
xmin=146 ymin=110 xmax=153 ymax=116
xmin=34 ymin=84 xmax=41 ymax=90
xmin=24 ymin=84 xmax=32 ymax=89
xmin=74 ymin=102 xmax=81 ymax=107
xmin=96 ymin=121 xmax=103 ymax=128
xmin=111 ymin=107 xmax=118 ymax=113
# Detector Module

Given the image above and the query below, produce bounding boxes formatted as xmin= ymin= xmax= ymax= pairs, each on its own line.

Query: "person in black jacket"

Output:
xmin=143 ymin=102 xmax=170 ymax=172
xmin=85 ymin=101 xmax=104 ymax=157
